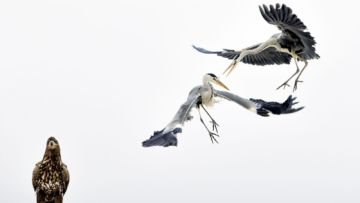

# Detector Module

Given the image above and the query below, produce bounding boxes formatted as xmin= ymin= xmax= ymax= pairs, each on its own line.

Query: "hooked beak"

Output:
xmin=214 ymin=79 xmax=229 ymax=90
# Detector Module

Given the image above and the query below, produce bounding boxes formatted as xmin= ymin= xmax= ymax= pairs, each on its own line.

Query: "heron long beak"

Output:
xmin=215 ymin=79 xmax=229 ymax=90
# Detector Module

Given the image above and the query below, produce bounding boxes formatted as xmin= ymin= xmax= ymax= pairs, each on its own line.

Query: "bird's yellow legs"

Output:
xmin=293 ymin=60 xmax=308 ymax=91
xmin=277 ymin=50 xmax=308 ymax=91
xmin=223 ymin=59 xmax=238 ymax=76
xmin=276 ymin=57 xmax=300 ymax=90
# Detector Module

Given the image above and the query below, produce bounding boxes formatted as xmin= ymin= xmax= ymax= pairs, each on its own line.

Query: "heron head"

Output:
xmin=204 ymin=73 xmax=229 ymax=90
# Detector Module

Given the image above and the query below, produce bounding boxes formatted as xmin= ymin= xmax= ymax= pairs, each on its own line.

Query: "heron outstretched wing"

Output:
xmin=165 ymin=86 xmax=202 ymax=130
xmin=142 ymin=86 xmax=202 ymax=147
xmin=259 ymin=4 xmax=319 ymax=60
xmin=192 ymin=45 xmax=291 ymax=66
xmin=214 ymin=90 xmax=304 ymax=116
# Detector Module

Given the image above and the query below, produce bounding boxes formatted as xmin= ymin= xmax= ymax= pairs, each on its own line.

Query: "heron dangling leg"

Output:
xmin=223 ymin=59 xmax=238 ymax=76
xmin=293 ymin=60 xmax=308 ymax=91
xmin=200 ymin=104 xmax=219 ymax=133
xmin=276 ymin=53 xmax=300 ymax=90
xmin=197 ymin=107 xmax=219 ymax=143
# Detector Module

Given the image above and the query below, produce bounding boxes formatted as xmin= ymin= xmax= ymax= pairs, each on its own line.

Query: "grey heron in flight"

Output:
xmin=193 ymin=3 xmax=319 ymax=91
xmin=142 ymin=73 xmax=303 ymax=147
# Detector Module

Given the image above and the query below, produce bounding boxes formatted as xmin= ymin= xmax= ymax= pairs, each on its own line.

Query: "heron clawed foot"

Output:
xmin=276 ymin=77 xmax=303 ymax=91
xmin=293 ymin=79 xmax=303 ymax=91
xmin=210 ymin=119 xmax=219 ymax=133
xmin=208 ymin=119 xmax=220 ymax=143
xmin=208 ymin=131 xmax=219 ymax=144
xmin=276 ymin=81 xmax=291 ymax=90
xmin=276 ymin=70 xmax=300 ymax=90
xmin=199 ymin=104 xmax=220 ymax=142
xmin=199 ymin=117 xmax=220 ymax=144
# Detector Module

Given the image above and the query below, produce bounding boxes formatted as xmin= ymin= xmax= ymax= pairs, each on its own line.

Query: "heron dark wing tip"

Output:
xmin=192 ymin=45 xmax=220 ymax=55
xmin=142 ymin=128 xmax=182 ymax=147
xmin=269 ymin=5 xmax=278 ymax=21
xmin=291 ymin=106 xmax=305 ymax=113
xmin=256 ymin=108 xmax=270 ymax=117
xmin=298 ymin=106 xmax=305 ymax=111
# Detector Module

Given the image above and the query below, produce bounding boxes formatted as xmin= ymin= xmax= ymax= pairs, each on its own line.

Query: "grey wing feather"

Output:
xmin=192 ymin=45 xmax=291 ymax=66
xmin=259 ymin=4 xmax=319 ymax=60
xmin=165 ymin=86 xmax=201 ymax=131
xmin=214 ymin=90 xmax=304 ymax=116
xmin=142 ymin=86 xmax=201 ymax=147
xmin=214 ymin=90 xmax=259 ymax=112
xmin=241 ymin=45 xmax=292 ymax=65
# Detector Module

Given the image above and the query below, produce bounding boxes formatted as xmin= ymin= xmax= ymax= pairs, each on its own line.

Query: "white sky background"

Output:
xmin=0 ymin=0 xmax=359 ymax=202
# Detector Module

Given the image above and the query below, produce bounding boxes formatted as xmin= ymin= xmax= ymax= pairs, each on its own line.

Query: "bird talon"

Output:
xmin=276 ymin=82 xmax=291 ymax=90
xmin=211 ymin=132 xmax=219 ymax=137
xmin=210 ymin=120 xmax=219 ymax=126
xmin=210 ymin=120 xmax=219 ymax=132
xmin=212 ymin=126 xmax=218 ymax=133
xmin=293 ymin=80 xmax=303 ymax=91
xmin=209 ymin=132 xmax=219 ymax=143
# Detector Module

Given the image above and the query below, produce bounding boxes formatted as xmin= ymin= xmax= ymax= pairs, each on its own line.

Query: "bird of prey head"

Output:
xmin=43 ymin=136 xmax=62 ymax=161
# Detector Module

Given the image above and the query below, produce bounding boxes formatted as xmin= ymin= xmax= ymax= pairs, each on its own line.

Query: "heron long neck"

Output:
xmin=203 ymin=78 xmax=215 ymax=92
xmin=202 ymin=77 xmax=212 ymax=87
xmin=201 ymin=77 xmax=214 ymax=103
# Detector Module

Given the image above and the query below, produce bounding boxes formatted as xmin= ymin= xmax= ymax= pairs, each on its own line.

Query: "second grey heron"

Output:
xmin=142 ymin=73 xmax=303 ymax=147
xmin=193 ymin=3 xmax=320 ymax=91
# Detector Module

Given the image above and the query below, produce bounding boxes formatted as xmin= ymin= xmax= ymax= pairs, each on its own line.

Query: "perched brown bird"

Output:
xmin=32 ymin=137 xmax=70 ymax=203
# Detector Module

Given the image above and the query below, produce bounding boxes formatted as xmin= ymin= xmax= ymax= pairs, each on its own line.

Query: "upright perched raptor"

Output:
xmin=32 ymin=137 xmax=70 ymax=203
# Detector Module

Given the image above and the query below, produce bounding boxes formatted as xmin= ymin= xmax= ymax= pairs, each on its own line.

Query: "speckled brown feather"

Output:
xmin=32 ymin=137 xmax=69 ymax=203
